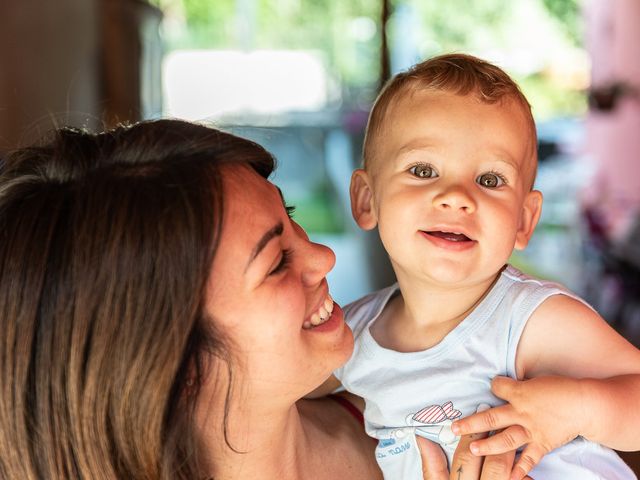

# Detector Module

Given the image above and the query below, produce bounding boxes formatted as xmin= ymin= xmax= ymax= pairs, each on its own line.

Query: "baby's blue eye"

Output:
xmin=476 ymin=172 xmax=505 ymax=188
xmin=409 ymin=164 xmax=436 ymax=178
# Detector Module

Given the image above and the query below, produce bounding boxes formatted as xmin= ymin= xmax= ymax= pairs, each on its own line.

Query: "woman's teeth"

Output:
xmin=312 ymin=306 xmax=328 ymax=325
xmin=303 ymin=294 xmax=334 ymax=329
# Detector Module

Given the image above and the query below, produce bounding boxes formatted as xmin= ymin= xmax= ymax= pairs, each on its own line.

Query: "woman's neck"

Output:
xmin=198 ymin=392 xmax=380 ymax=480
xmin=200 ymin=400 xmax=312 ymax=480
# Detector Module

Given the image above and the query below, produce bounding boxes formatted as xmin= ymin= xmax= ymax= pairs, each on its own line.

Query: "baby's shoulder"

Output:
xmin=344 ymin=284 xmax=399 ymax=335
xmin=499 ymin=265 xmax=586 ymax=314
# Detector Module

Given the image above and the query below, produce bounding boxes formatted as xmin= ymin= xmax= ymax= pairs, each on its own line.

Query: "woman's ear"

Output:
xmin=515 ymin=190 xmax=543 ymax=250
xmin=349 ymin=169 xmax=378 ymax=230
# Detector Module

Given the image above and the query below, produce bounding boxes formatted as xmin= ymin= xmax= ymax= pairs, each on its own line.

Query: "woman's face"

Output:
xmin=203 ymin=165 xmax=353 ymax=404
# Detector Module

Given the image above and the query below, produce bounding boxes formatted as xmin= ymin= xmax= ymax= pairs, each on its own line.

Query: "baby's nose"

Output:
xmin=433 ymin=185 xmax=476 ymax=213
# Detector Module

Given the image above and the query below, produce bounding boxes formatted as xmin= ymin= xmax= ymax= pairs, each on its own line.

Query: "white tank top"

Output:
xmin=335 ymin=265 xmax=636 ymax=480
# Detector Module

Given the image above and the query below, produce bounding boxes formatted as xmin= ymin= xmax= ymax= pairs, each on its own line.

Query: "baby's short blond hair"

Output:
xmin=363 ymin=53 xmax=537 ymax=187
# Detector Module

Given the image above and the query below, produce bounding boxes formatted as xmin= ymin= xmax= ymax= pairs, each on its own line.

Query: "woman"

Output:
xmin=0 ymin=119 xmax=522 ymax=479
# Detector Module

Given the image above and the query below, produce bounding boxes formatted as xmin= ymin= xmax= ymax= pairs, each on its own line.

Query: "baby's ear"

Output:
xmin=349 ymin=169 xmax=378 ymax=230
xmin=515 ymin=190 xmax=543 ymax=250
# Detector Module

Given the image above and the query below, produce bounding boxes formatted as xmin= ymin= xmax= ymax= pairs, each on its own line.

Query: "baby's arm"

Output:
xmin=305 ymin=374 xmax=343 ymax=399
xmin=452 ymin=294 xmax=640 ymax=477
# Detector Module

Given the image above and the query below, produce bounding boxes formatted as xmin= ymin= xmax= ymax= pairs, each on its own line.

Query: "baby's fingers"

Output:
xmin=452 ymin=404 xmax=516 ymax=437
xmin=468 ymin=425 xmax=530 ymax=456
xmin=510 ymin=444 xmax=546 ymax=480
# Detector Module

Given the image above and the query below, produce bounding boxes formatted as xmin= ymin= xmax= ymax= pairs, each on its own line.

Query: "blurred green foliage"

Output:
xmin=293 ymin=180 xmax=346 ymax=233
xmin=519 ymin=73 xmax=588 ymax=120
xmin=153 ymin=0 xmax=382 ymax=87
xmin=541 ymin=0 xmax=583 ymax=46
xmin=407 ymin=0 xmax=509 ymax=51
xmin=151 ymin=0 xmax=586 ymax=116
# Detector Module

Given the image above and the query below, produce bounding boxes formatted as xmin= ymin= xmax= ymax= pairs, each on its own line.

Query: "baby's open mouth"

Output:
xmin=424 ymin=231 xmax=472 ymax=242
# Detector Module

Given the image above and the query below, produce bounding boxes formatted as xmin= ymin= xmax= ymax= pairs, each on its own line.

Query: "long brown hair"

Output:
xmin=0 ymin=119 xmax=274 ymax=479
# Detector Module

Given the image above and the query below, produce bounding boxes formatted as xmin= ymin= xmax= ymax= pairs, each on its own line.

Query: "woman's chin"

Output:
xmin=310 ymin=304 xmax=353 ymax=360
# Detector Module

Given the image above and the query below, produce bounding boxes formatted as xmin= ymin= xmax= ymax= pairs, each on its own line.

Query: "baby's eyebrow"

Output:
xmin=491 ymin=157 xmax=519 ymax=172
xmin=392 ymin=146 xmax=437 ymax=167
xmin=397 ymin=144 xmax=438 ymax=157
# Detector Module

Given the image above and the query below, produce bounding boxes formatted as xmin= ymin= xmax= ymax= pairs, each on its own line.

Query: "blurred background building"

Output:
xmin=1 ymin=0 xmax=639 ymax=385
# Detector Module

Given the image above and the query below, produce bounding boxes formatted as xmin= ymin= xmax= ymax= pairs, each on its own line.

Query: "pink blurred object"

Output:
xmin=584 ymin=0 xmax=640 ymax=243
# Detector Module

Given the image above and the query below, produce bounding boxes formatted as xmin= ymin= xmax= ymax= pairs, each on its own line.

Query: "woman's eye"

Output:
xmin=269 ymin=249 xmax=292 ymax=276
xmin=476 ymin=172 xmax=506 ymax=188
xmin=409 ymin=164 xmax=436 ymax=178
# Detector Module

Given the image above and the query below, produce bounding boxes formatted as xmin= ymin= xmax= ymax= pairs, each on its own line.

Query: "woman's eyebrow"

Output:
xmin=245 ymin=222 xmax=284 ymax=272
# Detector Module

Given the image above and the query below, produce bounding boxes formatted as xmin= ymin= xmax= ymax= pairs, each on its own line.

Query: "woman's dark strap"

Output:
xmin=327 ymin=393 xmax=364 ymax=426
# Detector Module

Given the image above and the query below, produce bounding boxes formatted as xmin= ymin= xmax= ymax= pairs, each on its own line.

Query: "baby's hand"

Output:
xmin=451 ymin=376 xmax=584 ymax=480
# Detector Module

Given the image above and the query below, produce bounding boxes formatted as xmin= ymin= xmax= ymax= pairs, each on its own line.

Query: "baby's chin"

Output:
xmin=419 ymin=265 xmax=500 ymax=288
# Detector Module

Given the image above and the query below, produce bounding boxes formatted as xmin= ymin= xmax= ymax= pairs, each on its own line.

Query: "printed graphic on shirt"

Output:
xmin=372 ymin=400 xmax=464 ymax=460
xmin=373 ymin=426 xmax=413 ymax=460
xmin=408 ymin=401 xmax=462 ymax=445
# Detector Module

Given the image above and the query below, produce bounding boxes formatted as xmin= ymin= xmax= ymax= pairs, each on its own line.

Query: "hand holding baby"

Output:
xmin=452 ymin=376 xmax=585 ymax=480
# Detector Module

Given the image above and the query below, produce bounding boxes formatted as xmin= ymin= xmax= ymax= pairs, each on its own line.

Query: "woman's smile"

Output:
xmin=303 ymin=302 xmax=345 ymax=333
xmin=304 ymin=292 xmax=335 ymax=329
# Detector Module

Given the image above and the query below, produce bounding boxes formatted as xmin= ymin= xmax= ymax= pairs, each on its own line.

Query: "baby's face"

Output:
xmin=363 ymin=90 xmax=541 ymax=287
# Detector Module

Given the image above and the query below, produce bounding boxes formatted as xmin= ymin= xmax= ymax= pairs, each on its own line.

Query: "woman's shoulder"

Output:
xmin=297 ymin=394 xmax=382 ymax=479
xmin=297 ymin=393 xmax=367 ymax=440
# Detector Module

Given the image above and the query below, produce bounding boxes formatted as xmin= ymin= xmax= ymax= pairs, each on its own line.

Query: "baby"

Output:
xmin=315 ymin=54 xmax=640 ymax=479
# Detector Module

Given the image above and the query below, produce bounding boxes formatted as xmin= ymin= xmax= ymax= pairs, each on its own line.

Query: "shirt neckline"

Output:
xmin=360 ymin=267 xmax=512 ymax=362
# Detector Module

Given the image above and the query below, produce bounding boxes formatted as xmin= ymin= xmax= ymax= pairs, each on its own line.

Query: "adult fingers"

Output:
xmin=477 ymin=449 xmax=516 ymax=480
xmin=417 ymin=436 xmax=449 ymax=480
xmin=449 ymin=432 xmax=488 ymax=480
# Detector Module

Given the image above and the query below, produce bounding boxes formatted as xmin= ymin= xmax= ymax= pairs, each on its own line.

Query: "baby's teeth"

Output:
xmin=324 ymin=296 xmax=334 ymax=313
xmin=310 ymin=313 xmax=322 ymax=326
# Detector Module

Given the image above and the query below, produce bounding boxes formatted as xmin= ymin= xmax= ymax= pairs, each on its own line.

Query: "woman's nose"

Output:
xmin=432 ymin=183 xmax=476 ymax=213
xmin=301 ymin=240 xmax=336 ymax=287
